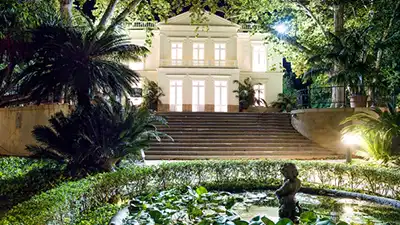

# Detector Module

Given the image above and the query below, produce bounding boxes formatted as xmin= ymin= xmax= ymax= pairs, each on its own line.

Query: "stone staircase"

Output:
xmin=146 ymin=112 xmax=340 ymax=160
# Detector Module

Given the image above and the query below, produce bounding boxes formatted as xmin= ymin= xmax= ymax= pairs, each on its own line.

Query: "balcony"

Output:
xmin=130 ymin=21 xmax=156 ymax=30
xmin=239 ymin=23 xmax=261 ymax=32
xmin=160 ymin=59 xmax=238 ymax=68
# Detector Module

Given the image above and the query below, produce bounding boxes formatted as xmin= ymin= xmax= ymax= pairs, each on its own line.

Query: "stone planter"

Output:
xmin=149 ymin=102 xmax=158 ymax=111
xmin=350 ymin=95 xmax=367 ymax=108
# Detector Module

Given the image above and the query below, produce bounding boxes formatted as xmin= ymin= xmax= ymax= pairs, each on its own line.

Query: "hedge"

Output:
xmin=1 ymin=160 xmax=400 ymax=225
xmin=0 ymin=157 xmax=67 ymax=208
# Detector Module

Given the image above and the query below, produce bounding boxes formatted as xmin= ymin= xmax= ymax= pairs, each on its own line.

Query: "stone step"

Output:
xmin=157 ymin=127 xmax=296 ymax=132
xmin=148 ymin=146 xmax=328 ymax=151
xmin=161 ymin=124 xmax=293 ymax=128
xmin=162 ymin=118 xmax=290 ymax=122
xmin=150 ymin=142 xmax=318 ymax=147
xmin=155 ymin=138 xmax=312 ymax=143
xmin=163 ymin=116 xmax=290 ymax=120
xmin=145 ymin=155 xmax=341 ymax=160
xmin=162 ymin=131 xmax=300 ymax=135
xmin=158 ymin=112 xmax=290 ymax=116
xmin=146 ymin=149 xmax=333 ymax=156
xmin=165 ymin=121 xmax=292 ymax=125
xmin=150 ymin=112 xmax=335 ymax=160
xmin=157 ymin=133 xmax=305 ymax=138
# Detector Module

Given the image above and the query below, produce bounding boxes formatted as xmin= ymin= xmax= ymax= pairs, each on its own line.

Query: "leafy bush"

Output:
xmin=125 ymin=186 xmax=353 ymax=225
xmin=27 ymin=98 xmax=170 ymax=176
xmin=2 ymin=160 xmax=400 ymax=224
xmin=76 ymin=203 xmax=122 ymax=225
xmin=341 ymin=103 xmax=400 ymax=162
xmin=142 ymin=79 xmax=165 ymax=111
xmin=233 ymin=77 xmax=267 ymax=111
xmin=0 ymin=157 xmax=66 ymax=208
xmin=271 ymin=93 xmax=296 ymax=112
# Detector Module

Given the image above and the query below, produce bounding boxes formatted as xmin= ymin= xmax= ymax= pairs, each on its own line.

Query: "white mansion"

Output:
xmin=128 ymin=11 xmax=283 ymax=112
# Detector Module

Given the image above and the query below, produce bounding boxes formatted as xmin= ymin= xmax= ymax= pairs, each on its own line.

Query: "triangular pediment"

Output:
xmin=158 ymin=11 xmax=240 ymax=28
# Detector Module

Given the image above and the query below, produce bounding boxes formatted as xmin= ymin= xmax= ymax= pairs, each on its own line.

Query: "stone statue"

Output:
xmin=275 ymin=163 xmax=302 ymax=221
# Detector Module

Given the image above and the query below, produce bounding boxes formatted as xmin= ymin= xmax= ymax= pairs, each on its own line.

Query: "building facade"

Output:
xmin=128 ymin=12 xmax=283 ymax=112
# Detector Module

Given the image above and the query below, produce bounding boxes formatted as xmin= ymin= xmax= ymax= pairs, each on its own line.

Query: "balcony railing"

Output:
xmin=297 ymin=86 xmax=397 ymax=109
xmin=240 ymin=23 xmax=261 ymax=32
xmin=131 ymin=21 xmax=156 ymax=29
xmin=129 ymin=22 xmax=261 ymax=31
xmin=160 ymin=59 xmax=238 ymax=68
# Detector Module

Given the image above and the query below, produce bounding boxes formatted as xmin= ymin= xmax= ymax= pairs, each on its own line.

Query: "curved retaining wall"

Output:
xmin=290 ymin=108 xmax=370 ymax=153
xmin=0 ymin=104 xmax=71 ymax=156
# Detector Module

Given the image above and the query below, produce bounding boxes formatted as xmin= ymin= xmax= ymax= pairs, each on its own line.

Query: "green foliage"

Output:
xmin=271 ymin=93 xmax=296 ymax=112
xmin=76 ymin=203 xmax=122 ymax=225
xmin=341 ymin=104 xmax=400 ymax=162
xmin=18 ymin=22 xmax=148 ymax=106
xmin=142 ymin=79 xmax=165 ymax=111
xmin=305 ymin=28 xmax=375 ymax=95
xmin=27 ymin=98 xmax=170 ymax=175
xmin=0 ymin=157 xmax=67 ymax=208
xmin=125 ymin=187 xmax=347 ymax=225
xmin=2 ymin=160 xmax=400 ymax=224
xmin=233 ymin=77 xmax=267 ymax=110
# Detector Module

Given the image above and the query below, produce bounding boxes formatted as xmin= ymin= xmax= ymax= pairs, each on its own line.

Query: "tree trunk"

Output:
xmin=98 ymin=0 xmax=119 ymax=29
xmin=331 ymin=3 xmax=345 ymax=108
xmin=104 ymin=0 xmax=142 ymax=34
xmin=60 ymin=0 xmax=73 ymax=21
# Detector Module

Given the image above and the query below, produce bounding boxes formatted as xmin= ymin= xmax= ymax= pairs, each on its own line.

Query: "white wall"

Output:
xmin=127 ymin=12 xmax=284 ymax=108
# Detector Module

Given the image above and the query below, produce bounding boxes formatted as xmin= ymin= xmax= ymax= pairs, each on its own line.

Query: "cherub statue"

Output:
xmin=275 ymin=163 xmax=302 ymax=221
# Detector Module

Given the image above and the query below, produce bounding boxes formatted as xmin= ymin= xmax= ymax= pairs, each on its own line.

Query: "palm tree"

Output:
xmin=142 ymin=79 xmax=165 ymax=111
xmin=18 ymin=22 xmax=148 ymax=107
xmin=27 ymin=97 xmax=171 ymax=176
xmin=233 ymin=77 xmax=266 ymax=111
xmin=303 ymin=28 xmax=375 ymax=107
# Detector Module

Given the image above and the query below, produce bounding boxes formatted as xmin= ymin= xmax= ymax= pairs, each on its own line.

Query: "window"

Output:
xmin=192 ymin=80 xmax=205 ymax=112
xmin=130 ymin=59 xmax=144 ymax=71
xmin=214 ymin=43 xmax=226 ymax=66
xmin=171 ymin=42 xmax=183 ymax=65
xmin=253 ymin=84 xmax=265 ymax=106
xmin=193 ymin=43 xmax=205 ymax=66
xmin=129 ymin=80 xmax=143 ymax=106
xmin=214 ymin=80 xmax=228 ymax=112
xmin=252 ymin=45 xmax=267 ymax=72
xmin=170 ymin=80 xmax=183 ymax=112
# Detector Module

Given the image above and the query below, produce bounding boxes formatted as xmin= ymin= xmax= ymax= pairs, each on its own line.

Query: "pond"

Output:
xmin=120 ymin=187 xmax=400 ymax=225
xmin=234 ymin=191 xmax=400 ymax=224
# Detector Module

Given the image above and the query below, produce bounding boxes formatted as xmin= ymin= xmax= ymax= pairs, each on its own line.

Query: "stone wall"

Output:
xmin=0 ymin=104 xmax=71 ymax=156
xmin=290 ymin=108 xmax=370 ymax=153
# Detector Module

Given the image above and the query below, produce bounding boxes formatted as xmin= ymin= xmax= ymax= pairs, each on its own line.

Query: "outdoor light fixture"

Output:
xmin=273 ymin=23 xmax=289 ymax=34
xmin=341 ymin=133 xmax=362 ymax=163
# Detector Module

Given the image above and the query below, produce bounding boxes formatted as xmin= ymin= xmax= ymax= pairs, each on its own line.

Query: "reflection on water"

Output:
xmin=230 ymin=191 xmax=400 ymax=224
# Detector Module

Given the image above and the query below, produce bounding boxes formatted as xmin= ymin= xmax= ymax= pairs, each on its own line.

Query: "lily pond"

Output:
xmin=121 ymin=187 xmax=400 ymax=225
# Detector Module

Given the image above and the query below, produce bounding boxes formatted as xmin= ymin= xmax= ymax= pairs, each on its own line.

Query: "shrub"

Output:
xmin=142 ymin=79 xmax=165 ymax=111
xmin=27 ymin=98 xmax=170 ymax=176
xmin=341 ymin=103 xmax=400 ymax=162
xmin=233 ymin=77 xmax=267 ymax=111
xmin=2 ymin=160 xmax=400 ymax=224
xmin=0 ymin=157 xmax=66 ymax=208
xmin=76 ymin=203 xmax=122 ymax=225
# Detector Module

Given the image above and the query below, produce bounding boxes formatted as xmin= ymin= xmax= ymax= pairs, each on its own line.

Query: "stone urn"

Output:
xmin=350 ymin=94 xmax=367 ymax=108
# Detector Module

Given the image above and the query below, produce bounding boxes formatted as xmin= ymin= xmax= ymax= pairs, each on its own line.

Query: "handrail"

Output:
xmin=131 ymin=21 xmax=156 ymax=29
